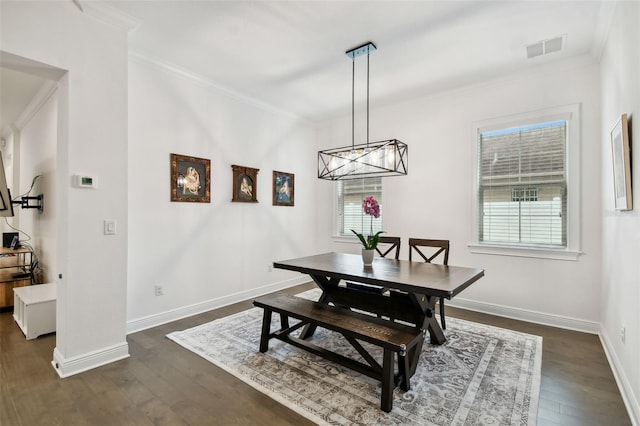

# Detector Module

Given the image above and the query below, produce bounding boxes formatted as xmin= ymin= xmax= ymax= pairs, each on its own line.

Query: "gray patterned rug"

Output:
xmin=167 ymin=290 xmax=541 ymax=425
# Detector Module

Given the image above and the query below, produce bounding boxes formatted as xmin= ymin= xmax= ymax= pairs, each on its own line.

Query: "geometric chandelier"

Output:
xmin=318 ymin=42 xmax=408 ymax=180
xmin=317 ymin=139 xmax=408 ymax=180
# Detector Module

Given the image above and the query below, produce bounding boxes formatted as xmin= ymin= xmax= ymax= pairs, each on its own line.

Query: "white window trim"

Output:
xmin=469 ymin=103 xmax=582 ymax=261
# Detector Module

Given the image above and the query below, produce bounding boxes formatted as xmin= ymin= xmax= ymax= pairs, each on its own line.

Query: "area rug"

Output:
xmin=167 ymin=290 xmax=542 ymax=425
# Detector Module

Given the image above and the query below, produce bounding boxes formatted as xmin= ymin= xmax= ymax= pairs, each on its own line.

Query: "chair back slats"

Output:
xmin=375 ymin=236 xmax=401 ymax=260
xmin=408 ymin=238 xmax=449 ymax=265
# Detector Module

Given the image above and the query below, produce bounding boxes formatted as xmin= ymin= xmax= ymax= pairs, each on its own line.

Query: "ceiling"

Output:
xmin=2 ymin=0 xmax=613 ymax=131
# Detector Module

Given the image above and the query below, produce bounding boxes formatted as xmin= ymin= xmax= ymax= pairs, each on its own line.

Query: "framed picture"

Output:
xmin=272 ymin=171 xmax=294 ymax=206
xmin=610 ymin=114 xmax=633 ymax=210
xmin=170 ymin=153 xmax=211 ymax=203
xmin=231 ymin=165 xmax=259 ymax=203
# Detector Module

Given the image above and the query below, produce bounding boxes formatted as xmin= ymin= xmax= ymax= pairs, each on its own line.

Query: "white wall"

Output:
xmin=12 ymin=87 xmax=58 ymax=283
xmin=599 ymin=1 xmax=640 ymax=423
xmin=1 ymin=131 xmax=17 ymax=231
xmin=126 ymin=56 xmax=318 ymax=331
xmin=317 ymin=56 xmax=603 ymax=329
xmin=1 ymin=2 xmax=130 ymax=376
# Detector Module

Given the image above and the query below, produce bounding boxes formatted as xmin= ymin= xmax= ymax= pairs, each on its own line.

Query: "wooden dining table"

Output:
xmin=273 ymin=252 xmax=485 ymax=377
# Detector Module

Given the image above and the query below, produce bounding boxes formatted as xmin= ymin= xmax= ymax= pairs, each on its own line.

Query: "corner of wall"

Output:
xmin=599 ymin=327 xmax=640 ymax=426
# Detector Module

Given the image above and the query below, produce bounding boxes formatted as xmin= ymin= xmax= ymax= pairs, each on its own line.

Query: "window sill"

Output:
xmin=332 ymin=235 xmax=361 ymax=245
xmin=468 ymin=243 xmax=582 ymax=261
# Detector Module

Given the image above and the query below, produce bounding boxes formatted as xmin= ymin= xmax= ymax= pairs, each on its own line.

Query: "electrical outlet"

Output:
xmin=620 ymin=326 xmax=626 ymax=344
xmin=154 ymin=285 xmax=164 ymax=296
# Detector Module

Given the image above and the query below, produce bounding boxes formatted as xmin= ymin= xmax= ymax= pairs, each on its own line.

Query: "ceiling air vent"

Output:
xmin=526 ymin=35 xmax=565 ymax=59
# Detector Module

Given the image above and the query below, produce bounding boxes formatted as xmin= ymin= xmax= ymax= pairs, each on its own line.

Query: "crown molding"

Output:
xmin=82 ymin=1 xmax=141 ymax=33
xmin=129 ymin=51 xmax=308 ymax=124
xmin=1 ymin=80 xmax=58 ymax=139
xmin=14 ymin=80 xmax=58 ymax=132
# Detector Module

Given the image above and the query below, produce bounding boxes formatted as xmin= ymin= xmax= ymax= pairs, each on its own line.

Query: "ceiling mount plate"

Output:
xmin=346 ymin=42 xmax=377 ymax=59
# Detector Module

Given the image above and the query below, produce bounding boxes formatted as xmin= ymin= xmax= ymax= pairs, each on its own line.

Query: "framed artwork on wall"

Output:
xmin=610 ymin=113 xmax=633 ymax=210
xmin=231 ymin=165 xmax=259 ymax=203
xmin=272 ymin=171 xmax=294 ymax=206
xmin=170 ymin=153 xmax=211 ymax=203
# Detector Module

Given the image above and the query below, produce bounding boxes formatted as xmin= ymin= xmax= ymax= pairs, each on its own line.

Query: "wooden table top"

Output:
xmin=273 ymin=252 xmax=484 ymax=299
xmin=0 ymin=246 xmax=32 ymax=255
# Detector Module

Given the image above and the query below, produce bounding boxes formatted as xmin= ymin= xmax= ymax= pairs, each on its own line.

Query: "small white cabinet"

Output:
xmin=13 ymin=283 xmax=56 ymax=340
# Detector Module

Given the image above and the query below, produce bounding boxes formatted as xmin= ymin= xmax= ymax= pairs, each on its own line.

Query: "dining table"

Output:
xmin=273 ymin=252 xmax=485 ymax=377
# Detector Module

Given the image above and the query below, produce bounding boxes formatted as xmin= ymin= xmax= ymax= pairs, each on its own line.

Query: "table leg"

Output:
xmin=409 ymin=293 xmax=445 ymax=344
xmin=405 ymin=293 xmax=446 ymax=375
xmin=299 ymin=275 xmax=339 ymax=339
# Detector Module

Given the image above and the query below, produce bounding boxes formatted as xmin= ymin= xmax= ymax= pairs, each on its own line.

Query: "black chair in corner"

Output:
xmin=408 ymin=238 xmax=450 ymax=329
xmin=346 ymin=236 xmax=401 ymax=294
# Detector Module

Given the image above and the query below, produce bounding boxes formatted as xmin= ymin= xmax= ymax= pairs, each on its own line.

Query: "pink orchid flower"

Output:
xmin=351 ymin=196 xmax=384 ymax=249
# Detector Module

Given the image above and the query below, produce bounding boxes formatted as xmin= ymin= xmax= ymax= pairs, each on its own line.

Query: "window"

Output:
xmin=471 ymin=104 xmax=581 ymax=260
xmin=336 ymin=178 xmax=382 ymax=237
xmin=511 ymin=188 xmax=538 ymax=202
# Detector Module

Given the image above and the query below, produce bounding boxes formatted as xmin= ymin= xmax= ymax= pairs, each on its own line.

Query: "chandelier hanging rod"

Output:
xmin=346 ymin=42 xmax=376 ymax=150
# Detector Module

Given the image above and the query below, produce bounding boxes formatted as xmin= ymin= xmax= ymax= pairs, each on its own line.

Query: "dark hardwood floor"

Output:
xmin=1 ymin=282 xmax=631 ymax=425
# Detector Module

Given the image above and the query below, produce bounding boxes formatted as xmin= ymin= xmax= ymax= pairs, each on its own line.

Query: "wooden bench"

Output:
xmin=253 ymin=292 xmax=424 ymax=412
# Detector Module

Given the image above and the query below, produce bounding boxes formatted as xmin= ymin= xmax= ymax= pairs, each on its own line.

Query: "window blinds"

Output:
xmin=478 ymin=121 xmax=567 ymax=247
xmin=337 ymin=178 xmax=383 ymax=236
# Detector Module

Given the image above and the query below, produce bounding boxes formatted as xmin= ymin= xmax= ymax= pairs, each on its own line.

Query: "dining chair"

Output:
xmin=347 ymin=236 xmax=401 ymax=294
xmin=408 ymin=238 xmax=450 ymax=329
xmin=374 ymin=236 xmax=401 ymax=260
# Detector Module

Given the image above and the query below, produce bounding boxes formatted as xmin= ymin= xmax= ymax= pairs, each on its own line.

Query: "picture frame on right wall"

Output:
xmin=610 ymin=113 xmax=633 ymax=210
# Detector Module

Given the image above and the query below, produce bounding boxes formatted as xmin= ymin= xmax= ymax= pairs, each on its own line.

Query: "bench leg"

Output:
xmin=398 ymin=353 xmax=411 ymax=391
xmin=380 ymin=349 xmax=395 ymax=413
xmin=259 ymin=309 xmax=273 ymax=353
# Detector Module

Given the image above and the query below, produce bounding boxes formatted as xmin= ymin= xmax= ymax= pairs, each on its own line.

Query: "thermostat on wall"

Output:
xmin=73 ymin=174 xmax=98 ymax=189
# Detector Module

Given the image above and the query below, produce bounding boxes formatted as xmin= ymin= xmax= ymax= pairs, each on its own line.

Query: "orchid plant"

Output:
xmin=351 ymin=196 xmax=384 ymax=250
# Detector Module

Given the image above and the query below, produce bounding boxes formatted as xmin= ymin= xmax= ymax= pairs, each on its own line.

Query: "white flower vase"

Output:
xmin=361 ymin=248 xmax=375 ymax=266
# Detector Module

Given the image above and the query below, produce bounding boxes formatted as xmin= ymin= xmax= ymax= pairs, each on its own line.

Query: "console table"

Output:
xmin=0 ymin=246 xmax=33 ymax=308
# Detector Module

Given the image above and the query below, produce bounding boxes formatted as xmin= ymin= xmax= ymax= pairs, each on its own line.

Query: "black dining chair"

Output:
xmin=347 ymin=236 xmax=401 ymax=294
xmin=374 ymin=236 xmax=401 ymax=260
xmin=408 ymin=238 xmax=450 ymax=329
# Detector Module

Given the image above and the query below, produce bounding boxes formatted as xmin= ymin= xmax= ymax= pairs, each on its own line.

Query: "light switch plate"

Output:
xmin=104 ymin=220 xmax=116 ymax=235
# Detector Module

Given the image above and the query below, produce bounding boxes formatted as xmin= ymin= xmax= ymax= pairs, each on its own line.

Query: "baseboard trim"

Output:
xmin=51 ymin=342 xmax=130 ymax=378
xmin=126 ymin=276 xmax=309 ymax=334
xmin=599 ymin=328 xmax=640 ymax=426
xmin=448 ymin=297 xmax=600 ymax=334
